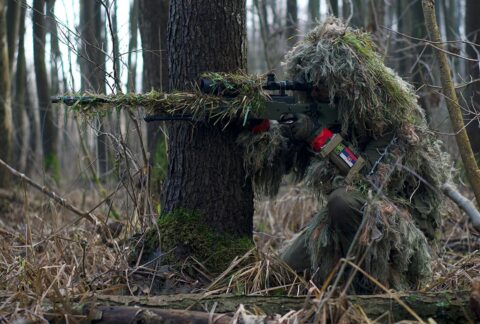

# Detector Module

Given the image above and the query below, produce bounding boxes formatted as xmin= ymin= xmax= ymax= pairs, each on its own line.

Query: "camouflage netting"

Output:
xmin=69 ymin=72 xmax=270 ymax=127
xmin=239 ymin=18 xmax=453 ymax=291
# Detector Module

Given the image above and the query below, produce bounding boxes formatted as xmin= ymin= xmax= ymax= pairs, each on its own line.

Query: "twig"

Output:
xmin=0 ymin=158 xmax=99 ymax=225
xmin=442 ymin=184 xmax=480 ymax=232
xmin=100 ymin=0 xmax=122 ymax=93
xmin=422 ymin=0 xmax=480 ymax=206
xmin=342 ymin=259 xmax=426 ymax=324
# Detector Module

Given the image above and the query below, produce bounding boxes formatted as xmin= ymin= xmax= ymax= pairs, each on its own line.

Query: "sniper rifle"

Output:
xmin=51 ymin=73 xmax=339 ymax=128
xmin=145 ymin=73 xmax=338 ymax=126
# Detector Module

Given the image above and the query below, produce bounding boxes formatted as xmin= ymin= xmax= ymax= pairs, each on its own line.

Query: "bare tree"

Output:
xmin=12 ymin=2 xmax=27 ymax=172
xmin=78 ymin=0 xmax=108 ymax=179
xmin=329 ymin=0 xmax=339 ymax=17
xmin=286 ymin=0 xmax=298 ymax=47
xmin=367 ymin=0 xmax=385 ymax=35
xmin=253 ymin=0 xmax=272 ymax=70
xmin=350 ymin=0 xmax=366 ymax=27
xmin=127 ymin=0 xmax=139 ymax=92
xmin=423 ymin=0 xmax=480 ymax=205
xmin=6 ymin=0 xmax=20 ymax=73
xmin=308 ymin=0 xmax=320 ymax=26
xmin=465 ymin=0 xmax=480 ymax=155
xmin=33 ymin=0 xmax=58 ymax=178
xmin=138 ymin=0 xmax=169 ymax=194
xmin=0 ymin=0 xmax=13 ymax=188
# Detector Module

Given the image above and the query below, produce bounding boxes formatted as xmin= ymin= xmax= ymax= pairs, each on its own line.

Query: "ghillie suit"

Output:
xmin=239 ymin=19 xmax=451 ymax=292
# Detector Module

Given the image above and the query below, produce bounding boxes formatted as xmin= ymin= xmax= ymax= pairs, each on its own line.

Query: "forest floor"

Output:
xmin=0 ymin=183 xmax=479 ymax=323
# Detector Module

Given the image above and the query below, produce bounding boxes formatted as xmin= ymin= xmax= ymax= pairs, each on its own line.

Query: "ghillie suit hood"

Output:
xmin=240 ymin=18 xmax=452 ymax=291
xmin=283 ymin=18 xmax=451 ymax=237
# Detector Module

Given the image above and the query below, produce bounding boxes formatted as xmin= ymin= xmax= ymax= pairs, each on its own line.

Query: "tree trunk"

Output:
xmin=6 ymin=0 xmax=20 ymax=73
xmin=286 ymin=0 xmax=298 ymax=47
xmin=308 ymin=0 xmax=320 ymax=26
xmin=396 ymin=0 xmax=438 ymax=128
xmin=342 ymin=0 xmax=349 ymax=19
xmin=47 ymin=0 xmax=60 ymax=96
xmin=93 ymin=291 xmax=474 ymax=323
xmin=46 ymin=0 xmax=61 ymax=175
xmin=329 ymin=0 xmax=339 ymax=17
xmin=127 ymin=0 xmax=138 ymax=93
xmin=112 ymin=0 xmax=121 ymax=92
xmin=396 ymin=0 xmax=428 ymax=91
xmin=139 ymin=0 xmax=169 ymax=196
xmin=367 ymin=0 xmax=385 ymax=35
xmin=423 ymin=0 xmax=480 ymax=206
xmin=12 ymin=2 xmax=26 ymax=172
xmin=350 ymin=0 xmax=365 ymax=28
xmin=254 ymin=0 xmax=272 ymax=70
xmin=465 ymin=0 xmax=480 ymax=155
xmin=0 ymin=0 xmax=13 ymax=188
xmin=163 ymin=0 xmax=253 ymax=245
xmin=33 ymin=0 xmax=58 ymax=179
xmin=51 ymin=306 xmax=232 ymax=324
xmin=79 ymin=0 xmax=107 ymax=178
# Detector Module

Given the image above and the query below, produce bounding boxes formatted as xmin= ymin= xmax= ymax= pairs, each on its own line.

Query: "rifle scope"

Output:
xmin=200 ymin=73 xmax=312 ymax=96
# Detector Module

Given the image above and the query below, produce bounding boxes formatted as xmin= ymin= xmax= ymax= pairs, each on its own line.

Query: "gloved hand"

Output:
xmin=279 ymin=113 xmax=318 ymax=142
xmin=248 ymin=119 xmax=270 ymax=134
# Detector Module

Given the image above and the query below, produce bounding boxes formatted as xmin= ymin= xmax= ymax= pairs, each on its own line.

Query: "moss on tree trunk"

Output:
xmin=142 ymin=209 xmax=253 ymax=274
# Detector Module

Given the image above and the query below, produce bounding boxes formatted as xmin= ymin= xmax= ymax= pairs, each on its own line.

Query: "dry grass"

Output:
xmin=0 ymin=181 xmax=478 ymax=323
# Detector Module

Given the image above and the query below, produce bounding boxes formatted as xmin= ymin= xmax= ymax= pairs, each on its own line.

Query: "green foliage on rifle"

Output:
xmin=52 ymin=72 xmax=270 ymax=126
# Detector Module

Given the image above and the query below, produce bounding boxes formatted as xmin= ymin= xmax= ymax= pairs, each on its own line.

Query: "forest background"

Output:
xmin=0 ymin=0 xmax=479 ymax=322
xmin=2 ymin=0 xmax=479 ymax=186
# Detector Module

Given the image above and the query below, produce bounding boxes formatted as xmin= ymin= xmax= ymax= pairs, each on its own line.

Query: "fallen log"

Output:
xmin=93 ymin=291 xmax=475 ymax=323
xmin=88 ymin=306 xmax=233 ymax=324
xmin=43 ymin=305 xmax=233 ymax=324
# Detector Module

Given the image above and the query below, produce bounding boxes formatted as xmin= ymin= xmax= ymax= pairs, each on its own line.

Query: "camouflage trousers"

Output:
xmin=280 ymin=187 xmax=432 ymax=292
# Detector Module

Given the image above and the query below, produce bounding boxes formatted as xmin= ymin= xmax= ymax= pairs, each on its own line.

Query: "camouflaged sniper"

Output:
xmin=238 ymin=18 xmax=452 ymax=291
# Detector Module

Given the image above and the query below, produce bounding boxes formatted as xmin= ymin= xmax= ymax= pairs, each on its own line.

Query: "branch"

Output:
xmin=91 ymin=292 xmax=474 ymax=322
xmin=422 ymin=0 xmax=480 ymax=207
xmin=100 ymin=0 xmax=122 ymax=93
xmin=0 ymin=158 xmax=99 ymax=225
xmin=442 ymin=184 xmax=480 ymax=232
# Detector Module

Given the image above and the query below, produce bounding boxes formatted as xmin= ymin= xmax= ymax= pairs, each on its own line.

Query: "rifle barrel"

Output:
xmin=51 ymin=96 xmax=110 ymax=106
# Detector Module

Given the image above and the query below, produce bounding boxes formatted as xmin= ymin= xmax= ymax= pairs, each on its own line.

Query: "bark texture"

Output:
xmin=423 ymin=0 xmax=480 ymax=206
xmin=0 ymin=0 xmax=13 ymax=188
xmin=94 ymin=291 xmax=474 ymax=323
xmin=465 ymin=0 xmax=480 ymax=155
xmin=69 ymin=306 xmax=232 ymax=324
xmin=33 ymin=0 xmax=58 ymax=176
xmin=164 ymin=0 xmax=253 ymax=237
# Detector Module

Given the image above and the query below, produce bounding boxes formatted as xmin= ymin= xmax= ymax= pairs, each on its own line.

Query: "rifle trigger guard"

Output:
xmin=279 ymin=112 xmax=297 ymax=124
